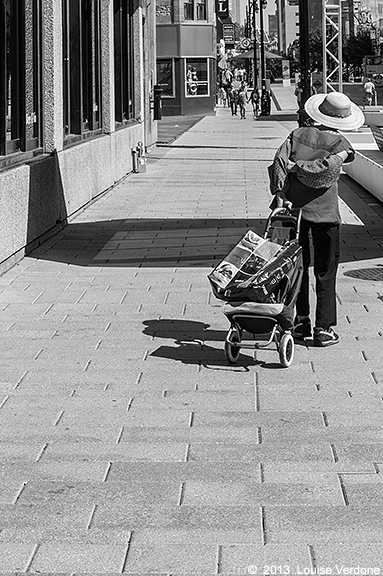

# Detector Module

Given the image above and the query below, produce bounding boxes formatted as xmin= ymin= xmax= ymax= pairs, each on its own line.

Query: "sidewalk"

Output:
xmin=0 ymin=105 xmax=383 ymax=573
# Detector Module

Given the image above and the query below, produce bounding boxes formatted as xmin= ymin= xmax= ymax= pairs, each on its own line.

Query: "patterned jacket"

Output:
xmin=268 ymin=126 xmax=355 ymax=224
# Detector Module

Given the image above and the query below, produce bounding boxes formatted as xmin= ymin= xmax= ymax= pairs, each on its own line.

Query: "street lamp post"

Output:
xmin=258 ymin=0 xmax=269 ymax=115
xmin=252 ymin=0 xmax=258 ymax=89
xmin=297 ymin=0 xmax=311 ymax=125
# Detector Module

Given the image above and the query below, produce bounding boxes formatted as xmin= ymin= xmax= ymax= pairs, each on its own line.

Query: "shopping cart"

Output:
xmin=208 ymin=208 xmax=303 ymax=367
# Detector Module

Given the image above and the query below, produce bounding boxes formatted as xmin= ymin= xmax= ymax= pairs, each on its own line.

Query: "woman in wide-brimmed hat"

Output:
xmin=268 ymin=92 xmax=364 ymax=348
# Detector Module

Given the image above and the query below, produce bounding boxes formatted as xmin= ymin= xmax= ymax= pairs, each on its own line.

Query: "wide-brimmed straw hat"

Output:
xmin=305 ymin=91 xmax=365 ymax=130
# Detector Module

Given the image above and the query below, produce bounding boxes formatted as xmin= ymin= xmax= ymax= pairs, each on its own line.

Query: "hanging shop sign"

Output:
xmin=216 ymin=0 xmax=229 ymax=20
xmin=223 ymin=23 xmax=235 ymax=44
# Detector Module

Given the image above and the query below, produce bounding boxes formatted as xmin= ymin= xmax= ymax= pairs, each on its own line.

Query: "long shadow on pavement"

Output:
xmin=28 ymin=216 xmax=383 ymax=268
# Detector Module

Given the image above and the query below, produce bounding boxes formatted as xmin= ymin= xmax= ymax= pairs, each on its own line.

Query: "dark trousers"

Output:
xmin=296 ymin=220 xmax=340 ymax=329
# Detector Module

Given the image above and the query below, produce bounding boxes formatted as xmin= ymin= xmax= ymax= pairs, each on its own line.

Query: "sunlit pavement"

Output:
xmin=0 ymin=102 xmax=382 ymax=573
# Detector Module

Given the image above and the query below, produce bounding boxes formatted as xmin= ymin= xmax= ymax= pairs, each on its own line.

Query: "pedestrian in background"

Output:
xmin=229 ymin=87 xmax=238 ymax=116
xmin=268 ymin=92 xmax=364 ymax=347
xmin=238 ymin=82 xmax=247 ymax=119
xmin=248 ymin=87 xmax=260 ymax=117
xmin=363 ymin=77 xmax=376 ymax=106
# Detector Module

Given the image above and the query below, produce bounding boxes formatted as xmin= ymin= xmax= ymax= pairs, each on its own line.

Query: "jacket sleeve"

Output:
xmin=294 ymin=154 xmax=344 ymax=189
xmin=268 ymin=137 xmax=292 ymax=196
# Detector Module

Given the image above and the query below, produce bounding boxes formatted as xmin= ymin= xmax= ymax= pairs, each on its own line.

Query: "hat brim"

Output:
xmin=304 ymin=93 xmax=365 ymax=131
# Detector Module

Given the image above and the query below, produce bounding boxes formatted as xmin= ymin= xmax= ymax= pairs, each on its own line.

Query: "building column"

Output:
xmin=42 ymin=0 xmax=63 ymax=153
xmin=101 ymin=0 xmax=115 ymax=133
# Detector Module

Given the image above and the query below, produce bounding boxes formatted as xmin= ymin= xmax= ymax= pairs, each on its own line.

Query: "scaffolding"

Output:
xmin=322 ymin=0 xmax=343 ymax=93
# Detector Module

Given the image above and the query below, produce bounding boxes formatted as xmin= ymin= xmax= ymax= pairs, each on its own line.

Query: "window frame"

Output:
xmin=0 ymin=0 xmax=43 ymax=159
xmin=183 ymin=0 xmax=194 ymax=20
xmin=114 ymin=0 xmax=135 ymax=126
xmin=185 ymin=58 xmax=209 ymax=98
xmin=62 ymin=0 xmax=102 ymax=141
xmin=156 ymin=58 xmax=175 ymax=98
xmin=196 ymin=0 xmax=206 ymax=20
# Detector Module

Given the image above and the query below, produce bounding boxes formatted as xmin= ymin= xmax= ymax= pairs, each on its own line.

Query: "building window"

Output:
xmin=184 ymin=0 xmax=194 ymax=19
xmin=62 ymin=0 xmax=102 ymax=137
xmin=156 ymin=60 xmax=174 ymax=97
xmin=196 ymin=0 xmax=206 ymax=20
xmin=0 ymin=0 xmax=43 ymax=156
xmin=114 ymin=0 xmax=135 ymax=124
xmin=185 ymin=59 xmax=209 ymax=97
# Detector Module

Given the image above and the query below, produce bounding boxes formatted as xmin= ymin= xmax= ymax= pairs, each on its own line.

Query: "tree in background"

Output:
xmin=287 ymin=28 xmax=374 ymax=81
xmin=344 ymin=29 xmax=374 ymax=80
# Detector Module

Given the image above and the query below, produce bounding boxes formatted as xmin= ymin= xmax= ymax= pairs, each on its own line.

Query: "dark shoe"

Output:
xmin=292 ymin=317 xmax=312 ymax=340
xmin=313 ymin=327 xmax=339 ymax=347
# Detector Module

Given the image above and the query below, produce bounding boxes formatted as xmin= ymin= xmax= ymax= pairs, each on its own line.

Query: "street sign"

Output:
xmin=312 ymin=73 xmax=323 ymax=93
xmin=239 ymin=38 xmax=251 ymax=50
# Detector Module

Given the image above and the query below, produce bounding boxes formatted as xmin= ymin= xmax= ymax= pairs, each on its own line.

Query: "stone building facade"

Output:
xmin=0 ymin=0 xmax=156 ymax=270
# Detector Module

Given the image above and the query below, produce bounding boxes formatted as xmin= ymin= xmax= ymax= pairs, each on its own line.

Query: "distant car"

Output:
xmin=372 ymin=73 xmax=383 ymax=87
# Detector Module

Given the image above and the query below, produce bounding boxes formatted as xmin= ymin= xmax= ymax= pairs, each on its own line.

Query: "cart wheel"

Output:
xmin=225 ymin=330 xmax=241 ymax=364
xmin=279 ymin=332 xmax=294 ymax=367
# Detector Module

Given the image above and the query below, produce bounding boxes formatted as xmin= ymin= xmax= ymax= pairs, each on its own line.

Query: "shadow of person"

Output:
xmin=142 ymin=318 xmax=226 ymax=344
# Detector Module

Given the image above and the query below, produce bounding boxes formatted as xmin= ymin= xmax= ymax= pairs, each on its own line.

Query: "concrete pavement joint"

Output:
xmin=371 ymin=371 xmax=379 ymax=384
xmin=25 ymin=543 xmax=40 ymax=572
xmin=32 ymin=290 xmax=44 ymax=303
xmin=13 ymin=481 xmax=28 ymax=504
xmin=86 ymin=504 xmax=98 ymax=530
xmin=120 ymin=291 xmax=128 ymax=304
xmin=103 ymin=462 xmax=112 ymax=482
xmin=116 ymin=427 xmax=124 ymax=444
xmin=216 ymin=544 xmax=223 ymax=575
xmin=259 ymin=462 xmax=265 ymax=483
xmin=120 ymin=532 xmax=133 ymax=573
xmin=308 ymin=544 xmax=317 ymax=571
xmin=178 ymin=481 xmax=186 ymax=506
xmin=254 ymin=372 xmax=260 ymax=412
xmin=260 ymin=505 xmax=267 ymax=545
xmin=0 ymin=395 xmax=9 ymax=409
xmin=337 ymin=474 xmax=350 ymax=506
xmin=36 ymin=443 xmax=48 ymax=462
xmin=15 ymin=370 xmax=29 ymax=388
xmin=83 ymin=360 xmax=92 ymax=372
xmin=330 ymin=444 xmax=339 ymax=463
xmin=54 ymin=410 xmax=65 ymax=427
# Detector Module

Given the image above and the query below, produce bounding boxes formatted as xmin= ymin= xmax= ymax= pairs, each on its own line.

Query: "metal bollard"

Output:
xmin=131 ymin=147 xmax=139 ymax=173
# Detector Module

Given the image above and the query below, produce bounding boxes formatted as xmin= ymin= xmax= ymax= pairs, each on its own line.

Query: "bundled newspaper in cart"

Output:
xmin=208 ymin=230 xmax=301 ymax=304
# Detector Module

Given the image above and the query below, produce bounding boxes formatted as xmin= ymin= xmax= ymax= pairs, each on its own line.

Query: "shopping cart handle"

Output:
xmin=265 ymin=207 xmax=302 ymax=241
